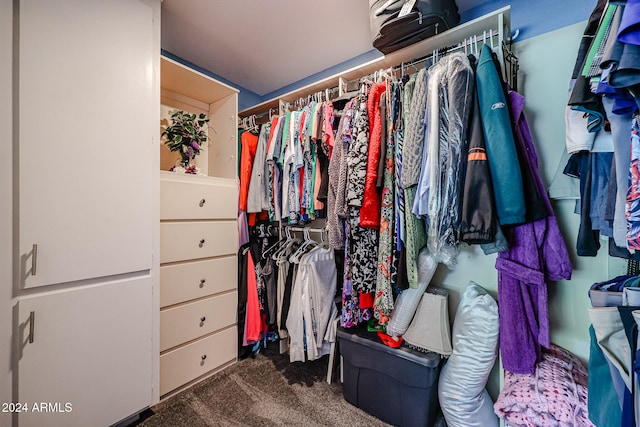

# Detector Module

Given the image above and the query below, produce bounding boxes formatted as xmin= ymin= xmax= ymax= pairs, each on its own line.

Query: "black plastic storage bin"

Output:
xmin=338 ymin=326 xmax=442 ymax=427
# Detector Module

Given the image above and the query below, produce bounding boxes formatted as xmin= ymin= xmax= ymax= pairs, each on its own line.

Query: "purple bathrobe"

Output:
xmin=496 ymin=90 xmax=573 ymax=375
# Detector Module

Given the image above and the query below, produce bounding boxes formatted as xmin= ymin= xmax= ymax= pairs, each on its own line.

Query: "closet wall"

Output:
xmin=517 ymin=22 xmax=604 ymax=357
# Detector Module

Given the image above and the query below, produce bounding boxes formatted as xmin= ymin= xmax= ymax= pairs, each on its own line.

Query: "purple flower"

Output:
xmin=186 ymin=147 xmax=194 ymax=158
xmin=191 ymin=142 xmax=200 ymax=151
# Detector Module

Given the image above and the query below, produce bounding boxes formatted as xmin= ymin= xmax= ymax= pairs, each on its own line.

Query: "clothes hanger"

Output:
xmin=263 ymin=226 xmax=287 ymax=259
xmin=270 ymin=227 xmax=292 ymax=260
xmin=289 ymin=227 xmax=318 ymax=263
xmin=319 ymin=226 xmax=329 ymax=249
xmin=273 ymin=228 xmax=301 ymax=261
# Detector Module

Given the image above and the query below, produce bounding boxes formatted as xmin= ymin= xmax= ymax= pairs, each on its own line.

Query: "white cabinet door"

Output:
xmin=18 ymin=0 xmax=154 ymax=288
xmin=17 ymin=277 xmax=153 ymax=427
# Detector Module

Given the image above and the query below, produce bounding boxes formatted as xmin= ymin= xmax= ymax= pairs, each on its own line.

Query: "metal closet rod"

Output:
xmin=284 ymin=226 xmax=325 ymax=233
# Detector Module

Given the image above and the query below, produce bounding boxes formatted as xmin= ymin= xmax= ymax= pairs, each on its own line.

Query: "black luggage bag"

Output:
xmin=370 ymin=0 xmax=460 ymax=54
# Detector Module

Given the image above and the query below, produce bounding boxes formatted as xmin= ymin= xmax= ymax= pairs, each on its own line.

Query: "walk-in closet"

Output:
xmin=2 ymin=1 xmax=636 ymax=426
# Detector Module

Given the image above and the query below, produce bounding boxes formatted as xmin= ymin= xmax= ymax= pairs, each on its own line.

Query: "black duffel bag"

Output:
xmin=370 ymin=0 xmax=460 ymax=54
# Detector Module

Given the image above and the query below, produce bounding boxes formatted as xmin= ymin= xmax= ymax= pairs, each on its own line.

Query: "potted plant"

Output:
xmin=161 ymin=110 xmax=209 ymax=173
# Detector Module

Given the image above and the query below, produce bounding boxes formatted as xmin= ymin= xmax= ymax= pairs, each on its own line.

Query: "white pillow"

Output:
xmin=386 ymin=248 xmax=437 ymax=337
xmin=438 ymin=281 xmax=499 ymax=427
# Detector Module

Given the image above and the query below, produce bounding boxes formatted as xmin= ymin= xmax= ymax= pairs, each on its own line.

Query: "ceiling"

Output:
xmin=161 ymin=0 xmax=487 ymax=97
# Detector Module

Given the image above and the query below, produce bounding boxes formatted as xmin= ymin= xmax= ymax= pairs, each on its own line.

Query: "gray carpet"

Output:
xmin=137 ymin=348 xmax=391 ymax=427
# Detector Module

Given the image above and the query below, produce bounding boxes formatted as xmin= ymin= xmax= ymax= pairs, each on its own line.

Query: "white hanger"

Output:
xmin=272 ymin=227 xmax=293 ymax=260
xmin=289 ymin=227 xmax=318 ymax=263
xmin=273 ymin=228 xmax=302 ymax=261
xmin=262 ymin=227 xmax=284 ymax=259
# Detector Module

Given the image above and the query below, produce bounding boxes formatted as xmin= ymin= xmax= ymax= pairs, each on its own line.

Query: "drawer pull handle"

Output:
xmin=199 ymin=199 xmax=206 ymax=207
xmin=199 ymin=278 xmax=206 ymax=287
xmin=199 ymin=239 xmax=205 ymax=248
xmin=28 ymin=311 xmax=35 ymax=343
xmin=200 ymin=316 xmax=206 ymax=322
xmin=31 ymin=244 xmax=38 ymax=276
xmin=201 ymin=354 xmax=207 ymax=361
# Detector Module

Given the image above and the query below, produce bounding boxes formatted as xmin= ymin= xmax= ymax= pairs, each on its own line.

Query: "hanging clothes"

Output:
xmin=247 ymin=124 xmax=270 ymax=214
xmin=402 ymin=68 xmax=428 ymax=288
xmin=497 ymin=90 xmax=573 ymax=375
xmin=460 ymin=55 xmax=498 ymax=245
xmin=360 ymin=82 xmax=387 ymax=228
xmin=243 ymin=245 xmax=262 ymax=345
xmin=316 ymin=102 xmax=334 ymax=211
xmin=476 ymin=44 xmax=526 ymax=226
xmin=237 ymin=243 xmax=251 ymax=358
xmin=264 ymin=116 xmax=280 ymax=221
xmin=239 ymin=130 xmax=259 ymax=212
xmin=374 ymin=85 xmax=398 ymax=323
xmin=402 ymin=68 xmax=429 ymax=189
xmin=426 ymin=52 xmax=474 ymax=266
xmin=393 ymin=76 xmax=412 ymax=292
xmin=287 ymin=246 xmax=338 ymax=362
xmin=328 ymin=98 xmax=356 ymax=249
xmin=267 ymin=116 xmax=285 ymax=222
xmin=628 ymin=115 xmax=640 ymax=250
xmin=345 ymin=87 xmax=378 ymax=302
xmin=341 ymin=220 xmax=364 ymax=327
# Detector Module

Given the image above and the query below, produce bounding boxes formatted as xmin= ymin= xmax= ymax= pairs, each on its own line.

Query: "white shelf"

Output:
xmin=161 ymin=56 xmax=238 ymax=104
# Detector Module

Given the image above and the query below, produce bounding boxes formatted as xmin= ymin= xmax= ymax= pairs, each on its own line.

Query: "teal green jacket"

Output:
xmin=475 ymin=44 xmax=526 ymax=226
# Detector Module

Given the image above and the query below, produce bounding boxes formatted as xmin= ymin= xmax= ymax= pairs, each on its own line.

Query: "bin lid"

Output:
xmin=337 ymin=325 xmax=441 ymax=368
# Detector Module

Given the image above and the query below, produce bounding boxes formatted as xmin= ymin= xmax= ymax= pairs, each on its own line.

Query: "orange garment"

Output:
xmin=248 ymin=211 xmax=268 ymax=226
xmin=360 ymin=82 xmax=387 ymax=228
xmin=239 ymin=131 xmax=259 ymax=211
xmin=244 ymin=250 xmax=261 ymax=344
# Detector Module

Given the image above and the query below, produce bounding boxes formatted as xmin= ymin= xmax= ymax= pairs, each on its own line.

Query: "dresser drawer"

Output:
xmin=160 ymin=326 xmax=237 ymax=396
xmin=160 ymin=176 xmax=237 ymax=220
xmin=160 ymin=291 xmax=237 ymax=352
xmin=160 ymin=221 xmax=237 ymax=264
xmin=160 ymin=256 xmax=237 ymax=308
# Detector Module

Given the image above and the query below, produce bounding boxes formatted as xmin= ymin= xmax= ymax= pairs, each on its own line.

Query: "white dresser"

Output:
xmin=159 ymin=172 xmax=238 ymax=396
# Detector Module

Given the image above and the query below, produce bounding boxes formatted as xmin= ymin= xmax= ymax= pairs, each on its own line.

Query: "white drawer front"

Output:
xmin=160 ymin=256 xmax=237 ymax=307
xmin=160 ymin=178 xmax=237 ymax=220
xmin=160 ymin=221 xmax=237 ymax=264
xmin=160 ymin=291 xmax=237 ymax=352
xmin=160 ymin=326 xmax=237 ymax=396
